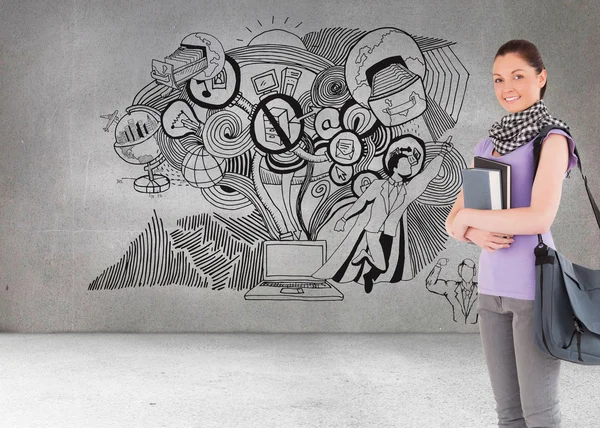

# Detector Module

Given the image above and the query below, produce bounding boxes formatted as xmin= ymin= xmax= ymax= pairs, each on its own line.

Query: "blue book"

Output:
xmin=474 ymin=156 xmax=511 ymax=209
xmin=461 ymin=168 xmax=503 ymax=210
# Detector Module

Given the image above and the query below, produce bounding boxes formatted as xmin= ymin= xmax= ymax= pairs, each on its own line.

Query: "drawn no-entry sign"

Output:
xmin=250 ymin=93 xmax=305 ymax=155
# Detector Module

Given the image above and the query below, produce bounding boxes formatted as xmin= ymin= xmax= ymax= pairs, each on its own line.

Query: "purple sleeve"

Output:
xmin=474 ymin=138 xmax=487 ymax=157
xmin=543 ymin=129 xmax=579 ymax=173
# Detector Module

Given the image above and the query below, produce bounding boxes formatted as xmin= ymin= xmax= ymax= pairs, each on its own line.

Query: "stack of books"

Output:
xmin=461 ymin=156 xmax=511 ymax=210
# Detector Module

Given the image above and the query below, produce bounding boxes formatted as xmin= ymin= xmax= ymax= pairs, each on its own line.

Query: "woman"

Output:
xmin=446 ymin=39 xmax=579 ymax=428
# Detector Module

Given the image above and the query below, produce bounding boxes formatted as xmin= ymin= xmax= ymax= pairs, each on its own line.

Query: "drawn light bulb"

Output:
xmin=161 ymin=100 xmax=202 ymax=138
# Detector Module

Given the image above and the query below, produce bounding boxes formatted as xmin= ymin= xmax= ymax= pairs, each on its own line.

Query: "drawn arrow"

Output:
xmin=290 ymin=106 xmax=320 ymax=123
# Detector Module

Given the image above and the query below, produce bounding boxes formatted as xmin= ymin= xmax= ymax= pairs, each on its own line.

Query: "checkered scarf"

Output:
xmin=488 ymin=99 xmax=569 ymax=155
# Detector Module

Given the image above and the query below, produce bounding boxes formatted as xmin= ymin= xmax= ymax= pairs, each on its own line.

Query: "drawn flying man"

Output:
xmin=312 ymin=134 xmax=453 ymax=293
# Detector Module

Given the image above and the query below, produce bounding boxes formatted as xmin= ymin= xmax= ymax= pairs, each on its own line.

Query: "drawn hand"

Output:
xmin=441 ymin=141 xmax=453 ymax=155
xmin=334 ymin=218 xmax=346 ymax=232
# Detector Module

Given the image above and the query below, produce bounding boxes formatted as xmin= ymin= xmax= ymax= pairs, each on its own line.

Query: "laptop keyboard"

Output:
xmin=264 ymin=282 xmax=330 ymax=288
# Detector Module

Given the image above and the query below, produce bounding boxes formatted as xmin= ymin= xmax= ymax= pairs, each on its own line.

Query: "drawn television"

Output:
xmin=251 ymin=69 xmax=279 ymax=96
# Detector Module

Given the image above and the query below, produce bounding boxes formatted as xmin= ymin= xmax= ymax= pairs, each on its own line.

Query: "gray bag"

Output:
xmin=532 ymin=125 xmax=600 ymax=364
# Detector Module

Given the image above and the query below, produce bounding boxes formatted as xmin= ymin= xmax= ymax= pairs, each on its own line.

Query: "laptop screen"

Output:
xmin=264 ymin=241 xmax=326 ymax=280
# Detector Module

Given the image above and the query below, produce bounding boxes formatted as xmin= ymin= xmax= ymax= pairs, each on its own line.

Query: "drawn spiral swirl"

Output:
xmin=202 ymin=110 xmax=253 ymax=158
xmin=311 ymin=66 xmax=351 ymax=108
xmin=311 ymin=179 xmax=331 ymax=202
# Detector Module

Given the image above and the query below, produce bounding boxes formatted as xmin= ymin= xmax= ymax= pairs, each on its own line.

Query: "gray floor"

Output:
xmin=1 ymin=334 xmax=599 ymax=428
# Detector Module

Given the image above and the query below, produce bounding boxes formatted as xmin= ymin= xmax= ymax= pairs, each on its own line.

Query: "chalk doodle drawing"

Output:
xmin=425 ymin=258 xmax=479 ymax=324
xmin=92 ymin=19 xmax=470 ymax=307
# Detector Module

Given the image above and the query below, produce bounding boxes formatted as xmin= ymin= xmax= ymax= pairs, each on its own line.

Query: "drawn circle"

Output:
xmin=113 ymin=110 xmax=161 ymax=166
xmin=249 ymin=93 xmax=304 ymax=155
xmin=383 ymin=134 xmax=426 ymax=179
xmin=328 ymin=130 xmax=363 ymax=166
xmin=351 ymin=170 xmax=381 ymax=197
xmin=345 ymin=28 xmax=426 ymax=107
xmin=181 ymin=145 xmax=225 ymax=188
xmin=161 ymin=100 xmax=201 ymax=139
xmin=311 ymin=66 xmax=351 ymax=108
xmin=186 ymin=55 xmax=241 ymax=109
xmin=180 ymin=33 xmax=226 ymax=80
xmin=314 ymin=107 xmax=342 ymax=140
xmin=329 ymin=164 xmax=354 ymax=186
xmin=202 ymin=109 xmax=253 ymax=158
xmin=340 ymin=100 xmax=378 ymax=138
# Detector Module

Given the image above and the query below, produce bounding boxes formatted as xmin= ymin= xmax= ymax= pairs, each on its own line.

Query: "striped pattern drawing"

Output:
xmin=89 ymin=210 xmax=269 ymax=292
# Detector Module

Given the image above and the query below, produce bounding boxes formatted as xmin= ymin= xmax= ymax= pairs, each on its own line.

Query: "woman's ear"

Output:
xmin=538 ymin=68 xmax=547 ymax=88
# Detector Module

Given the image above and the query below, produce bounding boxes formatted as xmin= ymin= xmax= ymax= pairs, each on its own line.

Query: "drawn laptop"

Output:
xmin=244 ymin=240 xmax=343 ymax=301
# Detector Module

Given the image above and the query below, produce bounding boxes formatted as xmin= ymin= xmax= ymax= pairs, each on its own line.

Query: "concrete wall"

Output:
xmin=1 ymin=0 xmax=599 ymax=332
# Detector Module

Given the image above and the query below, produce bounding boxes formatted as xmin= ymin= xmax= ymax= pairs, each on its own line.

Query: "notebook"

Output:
xmin=461 ymin=168 xmax=503 ymax=210
xmin=474 ymin=156 xmax=511 ymax=209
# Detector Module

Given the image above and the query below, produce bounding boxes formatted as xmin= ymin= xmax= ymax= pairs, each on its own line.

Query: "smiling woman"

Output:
xmin=445 ymin=39 xmax=580 ymax=428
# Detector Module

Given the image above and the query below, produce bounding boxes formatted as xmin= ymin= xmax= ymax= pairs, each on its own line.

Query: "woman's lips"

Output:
xmin=504 ymin=96 xmax=521 ymax=103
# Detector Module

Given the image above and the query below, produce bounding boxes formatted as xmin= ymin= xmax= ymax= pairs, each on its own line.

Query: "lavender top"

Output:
xmin=473 ymin=129 xmax=579 ymax=300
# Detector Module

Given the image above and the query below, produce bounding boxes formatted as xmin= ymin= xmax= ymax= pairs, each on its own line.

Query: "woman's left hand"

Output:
xmin=452 ymin=210 xmax=470 ymax=241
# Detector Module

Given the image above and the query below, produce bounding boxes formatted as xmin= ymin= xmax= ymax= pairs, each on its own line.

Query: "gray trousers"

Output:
xmin=477 ymin=293 xmax=562 ymax=428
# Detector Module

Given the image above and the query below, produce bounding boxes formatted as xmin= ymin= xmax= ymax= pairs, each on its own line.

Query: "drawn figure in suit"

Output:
xmin=425 ymin=258 xmax=479 ymax=324
xmin=312 ymin=134 xmax=453 ymax=293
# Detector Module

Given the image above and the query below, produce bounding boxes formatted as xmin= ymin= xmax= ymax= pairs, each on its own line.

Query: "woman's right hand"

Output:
xmin=465 ymin=228 xmax=515 ymax=252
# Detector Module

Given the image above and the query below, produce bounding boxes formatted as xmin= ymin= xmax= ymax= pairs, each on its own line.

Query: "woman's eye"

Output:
xmin=495 ymin=75 xmax=523 ymax=83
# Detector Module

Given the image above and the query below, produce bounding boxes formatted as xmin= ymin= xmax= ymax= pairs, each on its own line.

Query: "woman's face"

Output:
xmin=493 ymin=52 xmax=547 ymax=113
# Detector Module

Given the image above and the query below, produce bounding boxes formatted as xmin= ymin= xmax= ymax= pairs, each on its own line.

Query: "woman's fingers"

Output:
xmin=489 ymin=234 xmax=514 ymax=244
xmin=488 ymin=241 xmax=510 ymax=250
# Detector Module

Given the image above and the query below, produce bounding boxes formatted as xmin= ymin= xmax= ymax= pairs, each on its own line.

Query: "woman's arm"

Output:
xmin=445 ymin=159 xmax=473 ymax=231
xmin=445 ymin=159 xmax=474 ymax=242
xmin=454 ymin=133 xmax=571 ymax=235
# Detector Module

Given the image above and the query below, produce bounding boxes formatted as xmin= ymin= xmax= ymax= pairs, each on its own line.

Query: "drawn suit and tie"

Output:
xmin=425 ymin=258 xmax=479 ymax=324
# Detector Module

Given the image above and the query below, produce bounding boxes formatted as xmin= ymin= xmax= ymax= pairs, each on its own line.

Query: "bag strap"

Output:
xmin=532 ymin=124 xmax=600 ymax=244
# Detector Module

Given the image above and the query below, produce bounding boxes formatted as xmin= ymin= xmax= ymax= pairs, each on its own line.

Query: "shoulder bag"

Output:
xmin=533 ymin=124 xmax=600 ymax=364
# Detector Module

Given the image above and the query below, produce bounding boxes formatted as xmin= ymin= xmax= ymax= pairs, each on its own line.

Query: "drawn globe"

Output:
xmin=181 ymin=145 xmax=225 ymax=188
xmin=345 ymin=28 xmax=425 ymax=107
xmin=113 ymin=110 xmax=161 ymax=166
xmin=180 ymin=33 xmax=226 ymax=81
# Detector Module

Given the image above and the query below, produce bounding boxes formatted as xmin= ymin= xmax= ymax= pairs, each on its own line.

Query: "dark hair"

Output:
xmin=458 ymin=258 xmax=476 ymax=278
xmin=495 ymin=39 xmax=546 ymax=99
xmin=386 ymin=152 xmax=408 ymax=179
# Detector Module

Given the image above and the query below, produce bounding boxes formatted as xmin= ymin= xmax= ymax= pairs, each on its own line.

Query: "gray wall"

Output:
xmin=1 ymin=0 xmax=599 ymax=332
